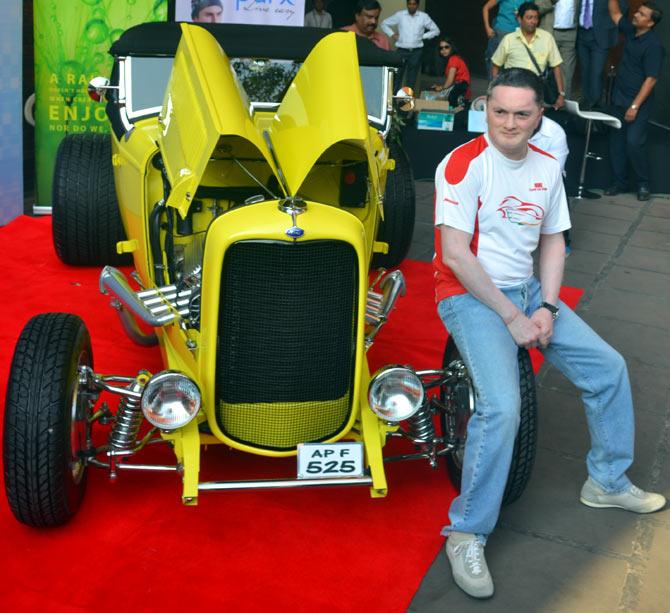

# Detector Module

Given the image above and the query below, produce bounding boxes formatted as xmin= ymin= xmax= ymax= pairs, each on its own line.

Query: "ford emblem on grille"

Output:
xmin=286 ymin=226 xmax=304 ymax=239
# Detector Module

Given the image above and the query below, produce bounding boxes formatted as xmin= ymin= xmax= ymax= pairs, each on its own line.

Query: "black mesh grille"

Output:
xmin=215 ymin=240 xmax=359 ymax=451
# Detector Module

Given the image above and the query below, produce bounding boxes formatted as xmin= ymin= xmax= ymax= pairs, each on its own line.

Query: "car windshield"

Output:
xmin=124 ymin=56 xmax=387 ymax=126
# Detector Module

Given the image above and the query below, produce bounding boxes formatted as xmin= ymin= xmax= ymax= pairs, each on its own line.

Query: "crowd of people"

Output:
xmin=324 ymin=0 xmax=664 ymax=201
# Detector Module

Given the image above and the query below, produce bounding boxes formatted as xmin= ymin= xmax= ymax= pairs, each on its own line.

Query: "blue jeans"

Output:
xmin=438 ymin=277 xmax=634 ymax=540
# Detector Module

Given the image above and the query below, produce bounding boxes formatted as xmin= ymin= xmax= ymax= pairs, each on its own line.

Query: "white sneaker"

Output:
xmin=445 ymin=532 xmax=494 ymax=599
xmin=580 ymin=477 xmax=666 ymax=513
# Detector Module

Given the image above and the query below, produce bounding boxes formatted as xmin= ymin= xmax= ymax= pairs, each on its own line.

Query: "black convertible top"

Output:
xmin=110 ymin=22 xmax=401 ymax=67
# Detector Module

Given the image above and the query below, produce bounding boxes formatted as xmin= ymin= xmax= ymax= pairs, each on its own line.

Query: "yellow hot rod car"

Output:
xmin=3 ymin=23 xmax=537 ymax=527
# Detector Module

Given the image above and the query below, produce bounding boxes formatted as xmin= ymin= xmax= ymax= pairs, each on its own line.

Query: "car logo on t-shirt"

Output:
xmin=497 ymin=196 xmax=545 ymax=226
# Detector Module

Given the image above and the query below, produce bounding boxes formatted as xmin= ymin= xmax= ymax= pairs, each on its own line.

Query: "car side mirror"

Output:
xmin=392 ymin=87 xmax=415 ymax=112
xmin=87 ymin=76 xmax=116 ymax=102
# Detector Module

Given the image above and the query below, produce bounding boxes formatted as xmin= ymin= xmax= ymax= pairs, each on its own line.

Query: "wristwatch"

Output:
xmin=631 ymin=104 xmax=639 ymax=110
xmin=541 ymin=301 xmax=560 ymax=320
xmin=559 ymin=91 xmax=566 ymax=97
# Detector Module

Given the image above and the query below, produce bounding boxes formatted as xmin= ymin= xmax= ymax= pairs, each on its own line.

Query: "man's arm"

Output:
xmin=423 ymin=14 xmax=440 ymax=40
xmin=490 ymin=35 xmax=507 ymax=76
xmin=482 ymin=0 xmax=498 ymax=38
xmin=608 ymin=0 xmax=624 ymax=25
xmin=530 ymin=232 xmax=565 ymax=347
xmin=380 ymin=12 xmax=400 ymax=39
xmin=440 ymin=226 xmax=542 ymax=348
xmin=552 ymin=64 xmax=566 ymax=109
xmin=625 ymin=76 xmax=659 ymax=122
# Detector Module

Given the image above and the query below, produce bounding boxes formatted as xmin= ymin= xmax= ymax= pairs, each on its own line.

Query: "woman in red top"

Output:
xmin=431 ymin=37 xmax=471 ymax=108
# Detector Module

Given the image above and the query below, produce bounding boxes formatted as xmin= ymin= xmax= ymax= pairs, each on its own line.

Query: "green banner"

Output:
xmin=34 ymin=0 xmax=168 ymax=207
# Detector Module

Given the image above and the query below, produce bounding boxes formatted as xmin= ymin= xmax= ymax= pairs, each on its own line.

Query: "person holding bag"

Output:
xmin=491 ymin=2 xmax=566 ymax=109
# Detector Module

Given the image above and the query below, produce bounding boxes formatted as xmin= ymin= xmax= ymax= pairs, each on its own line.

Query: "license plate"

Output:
xmin=297 ymin=442 xmax=364 ymax=479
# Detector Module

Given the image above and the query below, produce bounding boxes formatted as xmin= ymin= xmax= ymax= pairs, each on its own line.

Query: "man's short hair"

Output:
xmin=487 ymin=68 xmax=544 ymax=106
xmin=191 ymin=0 xmax=223 ymax=19
xmin=355 ymin=1 xmax=382 ymax=14
xmin=643 ymin=2 xmax=663 ymax=26
xmin=517 ymin=2 xmax=540 ymax=19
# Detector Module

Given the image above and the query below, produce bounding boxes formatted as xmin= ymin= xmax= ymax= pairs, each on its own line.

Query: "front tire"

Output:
xmin=52 ymin=133 xmax=131 ymax=266
xmin=440 ymin=336 xmax=538 ymax=505
xmin=3 ymin=313 xmax=93 ymax=527
xmin=372 ymin=141 xmax=416 ymax=269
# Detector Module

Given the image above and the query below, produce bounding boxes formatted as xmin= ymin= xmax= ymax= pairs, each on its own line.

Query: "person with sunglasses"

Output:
xmin=431 ymin=38 xmax=471 ymax=108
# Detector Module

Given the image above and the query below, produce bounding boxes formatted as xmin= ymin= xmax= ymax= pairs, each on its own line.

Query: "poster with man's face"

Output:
xmin=175 ymin=0 xmax=305 ymax=26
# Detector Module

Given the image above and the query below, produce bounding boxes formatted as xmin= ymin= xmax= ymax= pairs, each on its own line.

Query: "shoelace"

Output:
xmin=453 ymin=539 xmax=484 ymax=576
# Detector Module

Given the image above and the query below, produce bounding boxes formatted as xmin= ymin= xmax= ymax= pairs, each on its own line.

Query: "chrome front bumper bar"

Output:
xmin=198 ymin=476 xmax=373 ymax=492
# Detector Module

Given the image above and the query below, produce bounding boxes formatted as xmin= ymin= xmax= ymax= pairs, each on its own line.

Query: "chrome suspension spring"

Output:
xmin=407 ymin=405 xmax=436 ymax=444
xmin=109 ymin=377 xmax=146 ymax=451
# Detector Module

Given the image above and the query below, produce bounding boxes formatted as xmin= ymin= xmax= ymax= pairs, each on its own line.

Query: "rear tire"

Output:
xmin=52 ymin=133 xmax=131 ymax=266
xmin=372 ymin=141 xmax=416 ymax=269
xmin=3 ymin=313 xmax=93 ymax=526
xmin=440 ymin=336 xmax=538 ymax=505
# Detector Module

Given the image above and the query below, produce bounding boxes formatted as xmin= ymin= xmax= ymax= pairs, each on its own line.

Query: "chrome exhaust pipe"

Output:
xmin=100 ymin=266 xmax=174 ymax=327
xmin=365 ymin=270 xmax=406 ymax=346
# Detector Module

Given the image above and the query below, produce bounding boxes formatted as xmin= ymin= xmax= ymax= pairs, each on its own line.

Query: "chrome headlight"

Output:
xmin=368 ymin=366 xmax=425 ymax=422
xmin=141 ymin=371 xmax=201 ymax=430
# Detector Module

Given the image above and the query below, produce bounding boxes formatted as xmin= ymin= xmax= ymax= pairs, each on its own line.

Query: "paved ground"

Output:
xmin=406 ymin=181 xmax=670 ymax=612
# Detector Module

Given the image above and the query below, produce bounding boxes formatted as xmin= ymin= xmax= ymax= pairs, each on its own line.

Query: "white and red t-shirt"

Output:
xmin=434 ymin=133 xmax=571 ymax=302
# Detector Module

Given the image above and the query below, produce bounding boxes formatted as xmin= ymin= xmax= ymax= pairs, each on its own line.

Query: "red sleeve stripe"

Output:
xmin=444 ymin=135 xmax=488 ymax=185
xmin=528 ymin=142 xmax=556 ymax=160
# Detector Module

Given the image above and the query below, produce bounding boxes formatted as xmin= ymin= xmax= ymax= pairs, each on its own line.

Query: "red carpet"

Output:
xmin=0 ymin=216 xmax=582 ymax=611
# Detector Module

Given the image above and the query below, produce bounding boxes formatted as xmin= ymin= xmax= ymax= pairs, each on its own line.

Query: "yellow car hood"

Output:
xmin=158 ymin=23 xmax=372 ymax=217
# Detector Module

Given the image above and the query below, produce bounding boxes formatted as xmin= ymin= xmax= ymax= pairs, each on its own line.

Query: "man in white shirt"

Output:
xmin=529 ymin=113 xmax=571 ymax=251
xmin=536 ymin=0 xmax=581 ymax=98
xmin=304 ymin=0 xmax=332 ymax=29
xmin=380 ymin=0 xmax=440 ymax=89
xmin=435 ymin=68 xmax=665 ymax=599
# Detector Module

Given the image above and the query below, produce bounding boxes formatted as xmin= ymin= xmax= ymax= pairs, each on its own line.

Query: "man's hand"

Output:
xmin=431 ymin=84 xmax=443 ymax=91
xmin=485 ymin=25 xmax=495 ymax=39
xmin=529 ymin=308 xmax=554 ymax=348
xmin=625 ymin=106 xmax=638 ymax=122
xmin=506 ymin=311 xmax=543 ymax=349
xmin=553 ymin=94 xmax=565 ymax=110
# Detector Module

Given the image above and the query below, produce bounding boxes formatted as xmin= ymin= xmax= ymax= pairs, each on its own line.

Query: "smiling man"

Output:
xmin=434 ymin=68 xmax=666 ymax=599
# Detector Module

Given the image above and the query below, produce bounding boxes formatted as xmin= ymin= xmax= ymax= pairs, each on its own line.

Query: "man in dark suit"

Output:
xmin=577 ymin=0 xmax=627 ymax=108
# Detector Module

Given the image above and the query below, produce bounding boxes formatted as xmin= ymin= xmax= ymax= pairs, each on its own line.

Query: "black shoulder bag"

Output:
xmin=522 ymin=43 xmax=559 ymax=106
